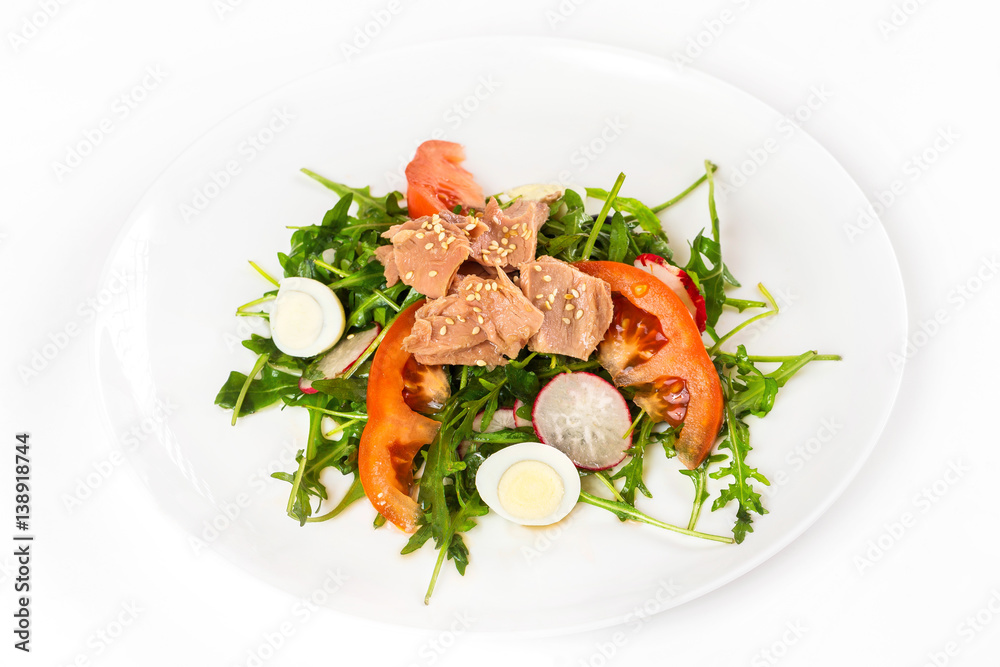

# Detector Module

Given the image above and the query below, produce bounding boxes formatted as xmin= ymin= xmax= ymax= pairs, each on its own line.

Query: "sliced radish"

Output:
xmin=513 ymin=399 xmax=532 ymax=428
xmin=473 ymin=408 xmax=518 ymax=432
xmin=299 ymin=325 xmax=380 ymax=392
xmin=532 ymin=372 xmax=632 ymax=470
xmin=459 ymin=407 xmax=531 ymax=459
xmin=634 ymin=254 xmax=707 ymax=332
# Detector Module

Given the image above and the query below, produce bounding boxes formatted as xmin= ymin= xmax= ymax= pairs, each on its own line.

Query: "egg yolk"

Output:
xmin=497 ymin=460 xmax=564 ymax=522
xmin=274 ymin=290 xmax=323 ymax=349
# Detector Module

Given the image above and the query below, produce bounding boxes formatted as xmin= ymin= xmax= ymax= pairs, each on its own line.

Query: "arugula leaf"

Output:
xmin=611 ymin=415 xmax=660 ymax=505
xmin=310 ymin=376 xmax=368 ymax=403
xmin=585 ymin=187 xmax=665 ymax=239
xmin=679 ymin=454 xmax=724 ymax=531
xmin=608 ymin=212 xmax=629 ymax=264
xmin=684 ymin=162 xmax=741 ymax=328
xmin=709 ymin=398 xmax=770 ymax=543
xmin=241 ymin=334 xmax=306 ymax=372
xmin=726 ymin=349 xmax=825 ymax=418
xmin=214 ymin=365 xmax=299 ymax=417
xmin=503 ymin=364 xmax=540 ymax=405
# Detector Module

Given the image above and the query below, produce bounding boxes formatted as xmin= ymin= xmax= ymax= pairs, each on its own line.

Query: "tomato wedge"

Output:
xmin=404 ymin=140 xmax=485 ymax=219
xmin=574 ymin=261 xmax=724 ymax=469
xmin=358 ymin=300 xmax=440 ymax=533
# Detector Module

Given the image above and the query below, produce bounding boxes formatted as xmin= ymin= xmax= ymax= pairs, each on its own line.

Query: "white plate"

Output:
xmin=94 ymin=38 xmax=906 ymax=634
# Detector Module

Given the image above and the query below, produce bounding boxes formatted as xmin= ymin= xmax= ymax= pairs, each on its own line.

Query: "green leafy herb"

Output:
xmin=219 ymin=156 xmax=842 ymax=598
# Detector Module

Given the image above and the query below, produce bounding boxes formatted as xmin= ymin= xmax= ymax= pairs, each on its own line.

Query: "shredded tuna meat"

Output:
xmin=402 ymin=271 xmax=543 ymax=366
xmin=519 ymin=256 xmax=614 ymax=360
xmin=374 ymin=214 xmax=471 ymax=298
xmin=469 ymin=197 xmax=548 ymax=270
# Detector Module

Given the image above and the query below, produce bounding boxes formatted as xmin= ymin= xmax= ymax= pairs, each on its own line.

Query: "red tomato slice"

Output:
xmin=574 ymin=261 xmax=724 ymax=469
xmin=358 ymin=301 xmax=440 ymax=533
xmin=405 ymin=140 xmax=485 ymax=219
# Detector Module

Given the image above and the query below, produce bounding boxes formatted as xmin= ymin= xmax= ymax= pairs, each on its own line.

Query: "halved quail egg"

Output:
xmin=475 ymin=442 xmax=580 ymax=526
xmin=269 ymin=277 xmax=345 ymax=358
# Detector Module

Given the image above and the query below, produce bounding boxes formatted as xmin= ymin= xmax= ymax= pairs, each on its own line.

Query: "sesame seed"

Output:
xmin=475 ymin=283 xmax=482 ymax=292
xmin=475 ymin=293 xmax=481 ymax=301
xmin=576 ymin=310 xmax=584 ymax=320
xmin=489 ymin=242 xmax=499 ymax=250
xmin=476 ymin=360 xmax=486 ymax=367
xmin=548 ymin=294 xmax=556 ymax=302
xmin=477 ymin=315 xmax=484 ymax=324
xmin=562 ymin=317 xmax=571 ymax=324
xmin=535 ymin=294 xmax=543 ymax=299
xmin=472 ymin=326 xmax=481 ymax=334
xmin=564 ymin=293 xmax=573 ymax=299
xmin=491 ymin=282 xmax=498 ymax=290
xmin=416 ymin=232 xmax=425 ymax=239
xmin=571 ymin=289 xmax=580 ymax=298
xmin=431 ymin=214 xmax=440 ymax=223
xmin=424 ymin=243 xmax=434 ymax=250
xmin=543 ymin=275 xmax=552 ymax=282
xmin=566 ymin=304 xmax=574 ymax=311
xmin=445 ymin=318 xmax=455 ymax=325
xmin=502 ymin=226 xmax=509 ymax=233
xmin=473 ymin=307 xmax=482 ymax=313
xmin=544 ymin=302 xmax=552 ymax=310
xmin=405 ymin=271 xmax=414 ymax=280
xmin=458 ymin=316 xmax=466 ymax=322
xmin=500 ymin=238 xmax=508 ymax=246
xmin=429 ymin=270 xmax=438 ymax=277
xmin=346 ymin=334 xmax=355 ymax=340
xmin=533 ymin=265 xmax=541 ymax=272
xmin=438 ymin=232 xmax=446 ymax=241
xmin=465 ymin=222 xmax=477 ymax=231
xmin=466 ymin=294 xmax=475 ymax=301
xmin=509 ymin=241 xmax=516 ymax=248
xmin=439 ymin=326 xmax=447 ymax=336
xmin=446 ymin=235 xmax=456 ymax=244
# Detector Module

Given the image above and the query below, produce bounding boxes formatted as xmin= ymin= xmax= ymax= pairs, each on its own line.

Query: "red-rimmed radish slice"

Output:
xmin=473 ymin=408 xmax=518 ymax=432
xmin=513 ymin=399 xmax=532 ymax=428
xmin=532 ymin=372 xmax=632 ymax=471
xmin=634 ymin=254 xmax=707 ymax=332
xmin=459 ymin=408 xmax=522 ymax=459
xmin=299 ymin=325 xmax=380 ymax=393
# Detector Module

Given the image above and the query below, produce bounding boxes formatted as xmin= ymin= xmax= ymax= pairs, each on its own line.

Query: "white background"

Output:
xmin=3 ymin=1 xmax=999 ymax=665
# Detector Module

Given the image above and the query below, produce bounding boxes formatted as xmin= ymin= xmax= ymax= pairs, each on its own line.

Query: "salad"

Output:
xmin=215 ymin=140 xmax=839 ymax=603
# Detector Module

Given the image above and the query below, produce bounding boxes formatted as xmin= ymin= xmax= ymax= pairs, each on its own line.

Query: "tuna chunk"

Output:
xmin=402 ymin=292 xmax=507 ymax=367
xmin=469 ymin=197 xmax=548 ymax=269
xmin=373 ymin=245 xmax=398 ymax=285
xmin=519 ymin=256 xmax=614 ymax=360
xmin=403 ymin=271 xmax=544 ymax=366
xmin=374 ymin=214 xmax=471 ymax=298
xmin=457 ymin=270 xmax=544 ymax=358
